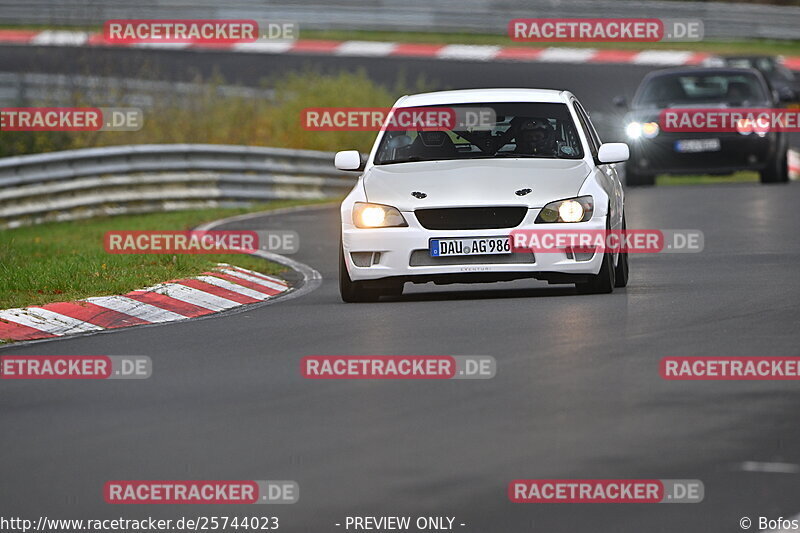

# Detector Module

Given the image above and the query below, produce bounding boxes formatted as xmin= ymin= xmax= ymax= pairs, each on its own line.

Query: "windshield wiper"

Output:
xmin=465 ymin=153 xmax=526 ymax=158
xmin=487 ymin=153 xmax=554 ymax=158
xmin=376 ymin=156 xmax=422 ymax=165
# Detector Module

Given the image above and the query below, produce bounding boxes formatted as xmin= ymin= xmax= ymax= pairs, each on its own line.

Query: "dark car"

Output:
xmin=715 ymin=55 xmax=799 ymax=107
xmin=621 ymin=67 xmax=789 ymax=186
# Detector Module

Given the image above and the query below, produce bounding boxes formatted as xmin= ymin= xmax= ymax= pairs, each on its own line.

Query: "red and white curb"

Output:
xmin=2 ymin=29 xmax=799 ymax=69
xmin=0 ymin=263 xmax=288 ymax=342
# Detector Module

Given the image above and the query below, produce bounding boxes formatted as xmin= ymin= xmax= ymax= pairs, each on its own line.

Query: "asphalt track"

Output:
xmin=2 ymin=45 xmax=800 ymax=532
xmin=3 ymin=183 xmax=800 ymax=531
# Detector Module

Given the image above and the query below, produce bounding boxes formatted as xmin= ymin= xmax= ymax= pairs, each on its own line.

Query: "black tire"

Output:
xmin=339 ymin=244 xmax=380 ymax=303
xmin=339 ymin=244 xmax=403 ymax=302
xmin=614 ymin=214 xmax=629 ymax=288
xmin=760 ymin=147 xmax=789 ymax=184
xmin=625 ymin=165 xmax=656 ymax=187
xmin=576 ymin=221 xmax=615 ymax=295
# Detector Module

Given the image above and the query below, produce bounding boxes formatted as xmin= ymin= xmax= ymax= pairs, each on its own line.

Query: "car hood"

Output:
xmin=363 ymin=159 xmax=591 ymax=211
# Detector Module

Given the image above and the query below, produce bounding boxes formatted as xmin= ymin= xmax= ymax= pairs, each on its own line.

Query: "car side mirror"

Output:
xmin=597 ymin=143 xmax=630 ymax=164
xmin=612 ymin=95 xmax=628 ymax=108
xmin=335 ymin=150 xmax=364 ymax=171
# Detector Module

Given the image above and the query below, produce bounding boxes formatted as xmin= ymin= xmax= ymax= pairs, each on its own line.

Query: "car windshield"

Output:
xmin=374 ymin=102 xmax=584 ymax=165
xmin=725 ymin=58 xmax=796 ymax=82
xmin=634 ymin=73 xmax=770 ymax=108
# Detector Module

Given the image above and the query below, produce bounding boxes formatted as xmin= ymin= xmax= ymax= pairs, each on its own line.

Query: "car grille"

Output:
xmin=414 ymin=207 xmax=528 ymax=230
xmin=409 ymin=250 xmax=535 ymax=266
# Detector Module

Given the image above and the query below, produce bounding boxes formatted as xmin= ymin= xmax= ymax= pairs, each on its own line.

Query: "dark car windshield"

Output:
xmin=634 ymin=73 xmax=771 ymax=108
xmin=725 ymin=57 xmax=797 ymax=83
xmin=374 ymin=102 xmax=584 ymax=165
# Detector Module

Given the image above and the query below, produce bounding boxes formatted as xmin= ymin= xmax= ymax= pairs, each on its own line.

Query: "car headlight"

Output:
xmin=735 ymin=118 xmax=753 ymax=135
xmin=352 ymin=202 xmax=408 ymax=228
xmin=736 ymin=117 xmax=770 ymax=137
xmin=625 ymin=122 xmax=642 ymax=139
xmin=626 ymin=121 xmax=659 ymax=139
xmin=641 ymin=121 xmax=659 ymax=138
xmin=535 ymin=196 xmax=594 ymax=224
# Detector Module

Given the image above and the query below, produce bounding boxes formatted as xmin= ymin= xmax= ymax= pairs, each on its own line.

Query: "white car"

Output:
xmin=336 ymin=88 xmax=629 ymax=302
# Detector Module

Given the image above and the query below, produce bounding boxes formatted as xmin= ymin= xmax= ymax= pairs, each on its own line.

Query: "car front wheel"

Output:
xmin=760 ymin=147 xmax=789 ymax=184
xmin=339 ymin=243 xmax=402 ymax=302
xmin=339 ymin=244 xmax=380 ymax=302
xmin=576 ymin=221 xmax=615 ymax=295
xmin=614 ymin=214 xmax=629 ymax=288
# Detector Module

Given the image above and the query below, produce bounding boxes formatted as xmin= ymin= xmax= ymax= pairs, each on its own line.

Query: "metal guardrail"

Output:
xmin=0 ymin=0 xmax=798 ymax=40
xmin=0 ymin=144 xmax=357 ymax=229
xmin=0 ymin=72 xmax=275 ymax=108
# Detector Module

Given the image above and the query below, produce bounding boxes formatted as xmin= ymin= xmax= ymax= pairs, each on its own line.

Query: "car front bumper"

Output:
xmin=342 ymin=208 xmax=607 ymax=284
xmin=628 ymin=133 xmax=778 ymax=175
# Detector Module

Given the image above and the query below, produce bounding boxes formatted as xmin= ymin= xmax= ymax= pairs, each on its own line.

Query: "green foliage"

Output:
xmin=0 ymin=70 xmax=430 ymax=156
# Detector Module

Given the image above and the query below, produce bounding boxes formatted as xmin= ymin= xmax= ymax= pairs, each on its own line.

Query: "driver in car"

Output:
xmin=514 ymin=118 xmax=557 ymax=156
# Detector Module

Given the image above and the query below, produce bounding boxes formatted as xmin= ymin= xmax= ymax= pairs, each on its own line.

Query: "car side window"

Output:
xmin=572 ymin=102 xmax=599 ymax=157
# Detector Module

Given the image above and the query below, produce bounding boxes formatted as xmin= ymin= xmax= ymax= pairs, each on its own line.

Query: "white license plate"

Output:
xmin=430 ymin=236 xmax=511 ymax=257
xmin=674 ymin=138 xmax=721 ymax=153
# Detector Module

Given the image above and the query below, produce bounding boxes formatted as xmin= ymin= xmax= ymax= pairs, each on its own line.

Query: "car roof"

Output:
xmin=630 ymin=66 xmax=774 ymax=107
xmin=723 ymin=55 xmax=775 ymax=62
xmin=395 ymin=88 xmax=570 ymax=107
xmin=644 ymin=66 xmax=764 ymax=78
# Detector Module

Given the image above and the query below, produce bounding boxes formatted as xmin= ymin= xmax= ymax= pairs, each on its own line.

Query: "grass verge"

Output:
xmin=0 ymin=70 xmax=430 ymax=158
xmin=0 ymin=199 xmax=332 ymax=310
xmin=655 ymin=171 xmax=759 ymax=186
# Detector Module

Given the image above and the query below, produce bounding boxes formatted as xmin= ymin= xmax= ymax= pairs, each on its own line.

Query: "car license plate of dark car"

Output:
xmin=674 ymin=139 xmax=722 ymax=153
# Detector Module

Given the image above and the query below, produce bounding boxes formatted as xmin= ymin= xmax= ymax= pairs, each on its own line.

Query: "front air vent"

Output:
xmin=350 ymin=252 xmax=380 ymax=267
xmin=409 ymin=250 xmax=535 ymax=266
xmin=414 ymin=207 xmax=528 ymax=230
